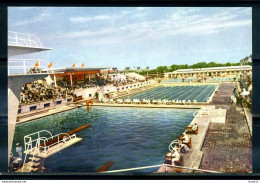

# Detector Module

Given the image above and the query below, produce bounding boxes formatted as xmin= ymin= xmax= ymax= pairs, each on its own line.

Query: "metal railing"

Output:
xmin=38 ymin=132 xmax=74 ymax=157
xmin=8 ymin=59 xmax=53 ymax=75
xmin=22 ymin=130 xmax=76 ymax=172
xmin=8 ymin=31 xmax=43 ymax=48
xmin=24 ymin=130 xmax=53 ymax=153
xmin=101 ymin=163 xmax=222 ymax=173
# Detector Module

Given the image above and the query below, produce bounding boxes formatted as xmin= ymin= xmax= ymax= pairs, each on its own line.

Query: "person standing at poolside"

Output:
xmin=16 ymin=143 xmax=23 ymax=168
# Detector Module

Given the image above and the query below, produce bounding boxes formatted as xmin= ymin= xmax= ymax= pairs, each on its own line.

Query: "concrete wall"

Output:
xmin=115 ymin=80 xmax=155 ymax=92
xmin=73 ymin=80 xmax=156 ymax=100
xmin=20 ymin=97 xmax=73 ymax=113
xmin=73 ymin=87 xmax=98 ymax=100
xmin=8 ymin=74 xmax=48 ymax=163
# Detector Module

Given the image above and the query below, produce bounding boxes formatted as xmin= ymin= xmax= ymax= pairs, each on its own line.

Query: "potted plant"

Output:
xmin=95 ymin=92 xmax=99 ymax=99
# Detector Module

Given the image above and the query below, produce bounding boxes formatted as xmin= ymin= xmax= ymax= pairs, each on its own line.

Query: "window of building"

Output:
xmin=89 ymin=94 xmax=92 ymax=97
xmin=117 ymin=88 xmax=120 ymax=91
xmin=67 ymin=98 xmax=72 ymax=102
xmin=44 ymin=103 xmax=50 ymax=108
xmin=30 ymin=106 xmax=37 ymax=111
xmin=18 ymin=109 xmax=21 ymax=113
xmin=56 ymin=101 xmax=62 ymax=105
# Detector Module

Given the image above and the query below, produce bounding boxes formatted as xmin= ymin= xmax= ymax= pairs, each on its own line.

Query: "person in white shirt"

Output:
xmin=170 ymin=149 xmax=180 ymax=166
xmin=16 ymin=143 xmax=23 ymax=168
xmin=180 ymin=132 xmax=189 ymax=144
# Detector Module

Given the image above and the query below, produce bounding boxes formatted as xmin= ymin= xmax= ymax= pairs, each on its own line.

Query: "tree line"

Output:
xmin=136 ymin=54 xmax=252 ymax=75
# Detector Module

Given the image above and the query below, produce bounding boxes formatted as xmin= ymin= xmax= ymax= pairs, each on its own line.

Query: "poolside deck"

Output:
xmin=156 ymin=107 xmax=226 ymax=173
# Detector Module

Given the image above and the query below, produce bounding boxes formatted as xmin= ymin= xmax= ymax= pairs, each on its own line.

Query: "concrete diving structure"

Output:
xmin=16 ymin=124 xmax=91 ymax=173
xmin=8 ymin=31 xmax=52 ymax=164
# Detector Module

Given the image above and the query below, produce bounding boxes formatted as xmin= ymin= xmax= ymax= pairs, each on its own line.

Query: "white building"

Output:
xmin=164 ymin=65 xmax=252 ymax=79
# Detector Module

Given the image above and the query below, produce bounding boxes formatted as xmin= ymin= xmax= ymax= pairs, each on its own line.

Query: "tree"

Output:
xmin=156 ymin=66 xmax=168 ymax=73
xmin=226 ymin=62 xmax=231 ymax=66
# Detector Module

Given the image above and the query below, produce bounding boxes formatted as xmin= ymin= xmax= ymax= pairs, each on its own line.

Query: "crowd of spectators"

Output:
xmin=106 ymin=73 xmax=147 ymax=87
xmin=19 ymin=72 xmax=148 ymax=105
xmin=20 ymin=79 xmax=74 ymax=105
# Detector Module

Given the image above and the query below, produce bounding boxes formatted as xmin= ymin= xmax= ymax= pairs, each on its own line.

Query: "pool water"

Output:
xmin=13 ymin=107 xmax=197 ymax=173
xmin=123 ymin=85 xmax=217 ymax=102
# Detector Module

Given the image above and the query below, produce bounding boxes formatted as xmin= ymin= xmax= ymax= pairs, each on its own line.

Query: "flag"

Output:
xmin=48 ymin=62 xmax=53 ymax=68
xmin=73 ymin=62 xmax=75 ymax=67
xmin=81 ymin=62 xmax=84 ymax=67
xmin=34 ymin=61 xmax=39 ymax=67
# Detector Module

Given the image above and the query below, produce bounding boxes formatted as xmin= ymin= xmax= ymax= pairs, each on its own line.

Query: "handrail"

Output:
xmin=24 ymin=130 xmax=53 ymax=139
xmin=22 ymin=130 xmax=76 ymax=172
xmin=101 ymin=163 xmax=222 ymax=173
xmin=168 ymin=140 xmax=181 ymax=152
xmin=8 ymin=59 xmax=53 ymax=75
xmin=8 ymin=31 xmax=42 ymax=48
xmin=39 ymin=132 xmax=74 ymax=157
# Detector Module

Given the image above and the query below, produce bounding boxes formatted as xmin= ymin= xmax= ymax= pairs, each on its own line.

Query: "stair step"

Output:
xmin=31 ymin=167 xmax=39 ymax=172
xmin=29 ymin=157 xmax=40 ymax=161
xmin=32 ymin=162 xmax=40 ymax=167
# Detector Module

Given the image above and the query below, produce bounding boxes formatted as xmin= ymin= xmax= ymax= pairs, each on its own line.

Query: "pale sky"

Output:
xmin=8 ymin=7 xmax=252 ymax=70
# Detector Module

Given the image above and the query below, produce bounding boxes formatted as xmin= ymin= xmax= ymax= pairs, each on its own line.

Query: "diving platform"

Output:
xmin=8 ymin=45 xmax=51 ymax=57
xmin=24 ymin=137 xmax=82 ymax=158
xmin=8 ymin=31 xmax=51 ymax=57
xmin=17 ymin=124 xmax=90 ymax=172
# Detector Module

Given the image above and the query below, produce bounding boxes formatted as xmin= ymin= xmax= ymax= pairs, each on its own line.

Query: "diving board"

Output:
xmin=24 ymin=137 xmax=82 ymax=158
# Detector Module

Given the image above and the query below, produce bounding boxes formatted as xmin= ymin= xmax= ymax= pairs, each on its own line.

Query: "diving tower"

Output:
xmin=8 ymin=31 xmax=52 ymax=165
xmin=8 ymin=31 xmax=51 ymax=57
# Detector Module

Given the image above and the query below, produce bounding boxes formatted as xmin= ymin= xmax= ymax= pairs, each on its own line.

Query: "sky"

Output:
xmin=8 ymin=7 xmax=252 ymax=70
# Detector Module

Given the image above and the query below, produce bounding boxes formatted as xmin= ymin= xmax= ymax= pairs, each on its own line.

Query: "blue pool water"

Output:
xmin=123 ymin=85 xmax=217 ymax=102
xmin=13 ymin=107 xmax=196 ymax=173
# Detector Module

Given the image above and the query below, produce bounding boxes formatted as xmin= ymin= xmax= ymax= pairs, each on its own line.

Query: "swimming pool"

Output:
xmin=13 ymin=106 xmax=197 ymax=173
xmin=122 ymin=85 xmax=217 ymax=102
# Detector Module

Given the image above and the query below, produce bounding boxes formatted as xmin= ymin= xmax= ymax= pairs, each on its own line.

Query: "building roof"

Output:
xmin=53 ymin=67 xmax=110 ymax=73
xmin=165 ymin=65 xmax=252 ymax=74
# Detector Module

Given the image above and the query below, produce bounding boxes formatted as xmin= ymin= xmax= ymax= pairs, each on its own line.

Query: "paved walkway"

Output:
xmin=198 ymin=83 xmax=252 ymax=173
